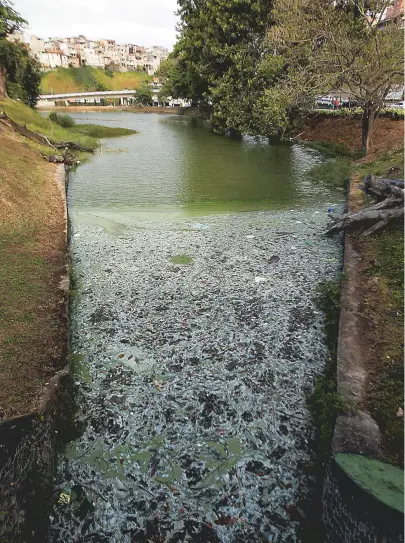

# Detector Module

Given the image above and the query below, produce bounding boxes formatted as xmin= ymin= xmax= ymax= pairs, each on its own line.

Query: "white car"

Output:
xmin=316 ymin=96 xmax=333 ymax=107
xmin=388 ymin=101 xmax=404 ymax=109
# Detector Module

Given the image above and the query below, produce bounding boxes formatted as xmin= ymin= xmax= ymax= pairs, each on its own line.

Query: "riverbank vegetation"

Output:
xmin=40 ymin=66 xmax=150 ymax=94
xmin=48 ymin=111 xmax=137 ymax=138
xmin=0 ymin=121 xmax=67 ymax=419
xmin=160 ymin=0 xmax=403 ymax=154
xmin=353 ymin=149 xmax=404 ymax=466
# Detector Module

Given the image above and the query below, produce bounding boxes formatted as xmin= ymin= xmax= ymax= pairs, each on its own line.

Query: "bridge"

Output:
xmin=37 ymin=88 xmax=159 ymax=107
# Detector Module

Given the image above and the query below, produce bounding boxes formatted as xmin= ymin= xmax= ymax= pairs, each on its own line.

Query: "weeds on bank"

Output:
xmin=302 ymin=140 xmax=355 ymax=158
xmin=309 ymin=157 xmax=353 ymax=189
xmin=48 ymin=112 xmax=137 ymax=139
xmin=308 ymin=280 xmax=347 ymax=459
xmin=364 ymin=223 xmax=404 ymax=466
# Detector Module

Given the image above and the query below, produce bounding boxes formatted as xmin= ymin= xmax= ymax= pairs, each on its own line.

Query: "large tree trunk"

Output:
xmin=361 ymin=105 xmax=378 ymax=155
xmin=327 ymin=175 xmax=404 ymax=236
xmin=0 ymin=65 xmax=7 ymax=98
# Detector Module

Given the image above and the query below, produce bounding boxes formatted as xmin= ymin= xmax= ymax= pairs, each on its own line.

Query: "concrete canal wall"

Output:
xmin=322 ymin=176 xmax=404 ymax=542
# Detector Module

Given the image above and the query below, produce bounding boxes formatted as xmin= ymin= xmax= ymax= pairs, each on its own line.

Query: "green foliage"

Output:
xmin=21 ymin=56 xmax=41 ymax=107
xmin=302 ymin=140 xmax=354 ymax=158
xmin=315 ymin=108 xmax=404 ymax=120
xmin=48 ymin=111 xmax=76 ymax=128
xmin=172 ymin=0 xmax=273 ymax=133
xmin=309 ymin=158 xmax=353 ymax=189
xmin=70 ymin=124 xmax=137 ymax=138
xmin=0 ymin=0 xmax=26 ymax=38
xmin=135 ymin=83 xmax=153 ymax=106
xmin=0 ymin=39 xmax=41 ymax=106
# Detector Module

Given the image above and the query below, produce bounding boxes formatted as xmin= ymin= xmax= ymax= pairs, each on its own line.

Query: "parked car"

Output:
xmin=316 ymin=96 xmax=333 ymax=108
xmin=389 ymin=101 xmax=405 ymax=109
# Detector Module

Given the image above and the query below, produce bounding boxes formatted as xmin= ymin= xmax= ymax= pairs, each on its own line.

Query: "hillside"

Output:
xmin=40 ymin=66 xmax=151 ymax=94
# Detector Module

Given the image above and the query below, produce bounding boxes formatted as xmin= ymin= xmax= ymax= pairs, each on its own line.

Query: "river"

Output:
xmin=51 ymin=112 xmax=342 ymax=542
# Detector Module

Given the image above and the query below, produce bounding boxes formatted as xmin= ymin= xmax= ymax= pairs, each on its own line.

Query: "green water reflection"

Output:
xmin=67 ymin=112 xmax=329 ymax=223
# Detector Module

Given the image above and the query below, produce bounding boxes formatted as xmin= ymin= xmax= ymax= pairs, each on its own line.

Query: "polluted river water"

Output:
xmin=51 ymin=112 xmax=342 ymax=542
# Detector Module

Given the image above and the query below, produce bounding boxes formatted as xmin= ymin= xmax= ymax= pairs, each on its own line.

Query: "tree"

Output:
xmin=174 ymin=0 xmax=273 ymax=133
xmin=136 ymin=83 xmax=153 ymax=106
xmin=0 ymin=39 xmax=41 ymax=106
xmin=21 ymin=56 xmax=41 ymax=106
xmin=266 ymin=0 xmax=404 ymax=154
xmin=0 ymin=0 xmax=26 ymax=39
xmin=0 ymin=0 xmax=26 ymax=96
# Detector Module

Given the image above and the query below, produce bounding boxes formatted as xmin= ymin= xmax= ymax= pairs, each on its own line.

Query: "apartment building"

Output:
xmin=29 ymin=34 xmax=169 ymax=74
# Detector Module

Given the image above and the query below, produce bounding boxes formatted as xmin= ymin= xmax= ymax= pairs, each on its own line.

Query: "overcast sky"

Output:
xmin=14 ymin=0 xmax=179 ymax=49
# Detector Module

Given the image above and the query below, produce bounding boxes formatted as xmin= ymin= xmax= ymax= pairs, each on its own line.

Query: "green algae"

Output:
xmin=170 ymin=254 xmax=193 ymax=265
xmin=335 ymin=453 xmax=404 ymax=513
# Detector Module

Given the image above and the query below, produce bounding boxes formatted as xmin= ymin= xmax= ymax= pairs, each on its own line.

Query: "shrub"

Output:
xmin=48 ymin=112 xmax=75 ymax=128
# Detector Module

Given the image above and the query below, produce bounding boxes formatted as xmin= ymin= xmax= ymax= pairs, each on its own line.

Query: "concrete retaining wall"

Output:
xmin=322 ymin=176 xmax=404 ymax=541
xmin=323 ymin=457 xmax=403 ymax=543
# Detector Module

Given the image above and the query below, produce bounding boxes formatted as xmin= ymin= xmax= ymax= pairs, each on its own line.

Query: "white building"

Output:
xmin=29 ymin=34 xmax=169 ymax=73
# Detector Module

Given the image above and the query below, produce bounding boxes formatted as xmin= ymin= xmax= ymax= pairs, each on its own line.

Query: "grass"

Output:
xmin=0 ymin=126 xmax=67 ymax=418
xmin=363 ymin=223 xmax=404 ymax=465
xmin=354 ymin=148 xmax=404 ymax=179
xmin=309 ymin=157 xmax=353 ymax=189
xmin=70 ymin=124 xmax=137 ymax=138
xmin=41 ymin=66 xmax=151 ymax=94
xmin=0 ymin=98 xmax=98 ymax=151
xmin=302 ymin=139 xmax=355 ymax=158
xmin=0 ymin=99 xmax=136 ymax=162
xmin=308 ymin=280 xmax=347 ymax=460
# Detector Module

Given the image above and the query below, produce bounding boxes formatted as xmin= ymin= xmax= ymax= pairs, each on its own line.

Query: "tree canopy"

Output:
xmin=266 ymin=0 xmax=404 ymax=153
xmin=0 ymin=0 xmax=26 ymax=39
xmin=166 ymin=0 xmax=403 ymax=152
xmin=0 ymin=2 xmax=41 ymax=106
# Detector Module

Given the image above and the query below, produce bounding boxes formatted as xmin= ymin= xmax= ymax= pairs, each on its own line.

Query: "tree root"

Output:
xmin=327 ymin=175 xmax=404 ymax=236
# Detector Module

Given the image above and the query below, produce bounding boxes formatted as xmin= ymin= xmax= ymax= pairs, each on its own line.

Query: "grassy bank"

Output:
xmin=0 ymin=123 xmax=67 ymax=419
xmin=1 ymin=99 xmax=137 ymax=161
xmin=354 ymin=150 xmax=404 ymax=466
xmin=41 ymin=66 xmax=150 ymax=94
xmin=0 ymin=99 xmax=136 ymax=420
xmin=1 ymin=98 xmax=98 ymax=152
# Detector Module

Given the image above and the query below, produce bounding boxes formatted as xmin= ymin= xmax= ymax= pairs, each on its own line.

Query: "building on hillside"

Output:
xmin=377 ymin=0 xmax=404 ymax=27
xmin=83 ymin=48 xmax=105 ymax=68
xmin=28 ymin=34 xmax=169 ymax=73
xmin=37 ymin=49 xmax=64 ymax=69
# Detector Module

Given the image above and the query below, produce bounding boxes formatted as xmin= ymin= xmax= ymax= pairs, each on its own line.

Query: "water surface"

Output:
xmin=52 ymin=112 xmax=342 ymax=542
xmin=67 ymin=112 xmax=330 ymax=225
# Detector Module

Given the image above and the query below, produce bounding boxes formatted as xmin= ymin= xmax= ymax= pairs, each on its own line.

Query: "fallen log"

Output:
xmin=0 ymin=112 xmax=94 ymax=153
xmin=327 ymin=206 xmax=403 ymax=236
xmin=327 ymin=174 xmax=404 ymax=236
xmin=43 ymin=154 xmax=64 ymax=163
xmin=52 ymin=141 xmax=95 ymax=153
xmin=360 ymin=174 xmax=404 ymax=201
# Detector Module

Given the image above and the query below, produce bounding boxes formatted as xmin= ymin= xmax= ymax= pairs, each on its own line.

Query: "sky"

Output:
xmin=14 ymin=0 xmax=179 ymax=49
